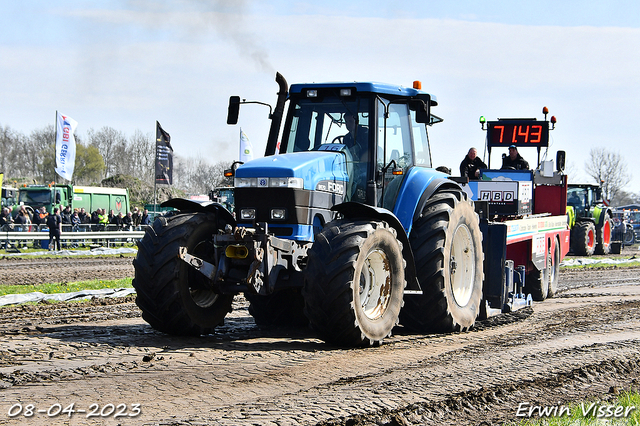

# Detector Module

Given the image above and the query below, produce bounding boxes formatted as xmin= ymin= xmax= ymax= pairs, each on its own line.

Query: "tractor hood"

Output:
xmin=235 ymin=151 xmax=349 ymax=192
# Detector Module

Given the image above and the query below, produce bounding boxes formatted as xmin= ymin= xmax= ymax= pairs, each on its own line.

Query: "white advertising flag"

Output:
xmin=239 ymin=128 xmax=253 ymax=163
xmin=240 ymin=129 xmax=253 ymax=163
xmin=55 ymin=112 xmax=78 ymax=181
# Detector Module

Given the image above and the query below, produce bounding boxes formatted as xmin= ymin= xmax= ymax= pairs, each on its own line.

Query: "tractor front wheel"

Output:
xmin=133 ymin=212 xmax=234 ymax=335
xmin=571 ymin=221 xmax=596 ymax=256
xmin=303 ymin=220 xmax=405 ymax=347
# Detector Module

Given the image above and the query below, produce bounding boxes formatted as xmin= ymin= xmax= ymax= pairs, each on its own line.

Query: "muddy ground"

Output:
xmin=0 ymin=249 xmax=639 ymax=425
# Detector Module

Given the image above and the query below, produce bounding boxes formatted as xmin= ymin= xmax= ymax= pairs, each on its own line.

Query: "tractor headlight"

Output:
xmin=269 ymin=177 xmax=303 ymax=188
xmin=235 ymin=177 xmax=257 ymax=188
xmin=240 ymin=209 xmax=256 ymax=220
xmin=270 ymin=208 xmax=287 ymax=220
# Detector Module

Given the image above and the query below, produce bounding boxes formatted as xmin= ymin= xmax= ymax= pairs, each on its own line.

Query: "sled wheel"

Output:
xmin=133 ymin=212 xmax=233 ymax=335
xmin=546 ymin=238 xmax=560 ymax=297
xmin=303 ymin=220 xmax=405 ymax=347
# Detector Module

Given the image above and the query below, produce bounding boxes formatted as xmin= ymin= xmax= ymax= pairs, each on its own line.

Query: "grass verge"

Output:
xmin=0 ymin=278 xmax=133 ymax=297
xmin=561 ymin=260 xmax=640 ymax=269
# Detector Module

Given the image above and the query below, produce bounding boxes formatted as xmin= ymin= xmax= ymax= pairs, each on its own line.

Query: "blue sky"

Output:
xmin=1 ymin=1 xmax=640 ymax=193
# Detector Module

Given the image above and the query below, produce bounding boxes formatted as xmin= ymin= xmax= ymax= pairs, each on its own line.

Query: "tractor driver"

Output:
xmin=343 ymin=113 xmax=368 ymax=160
xmin=501 ymin=145 xmax=530 ymax=170
xmin=343 ymin=112 xmax=369 ymax=202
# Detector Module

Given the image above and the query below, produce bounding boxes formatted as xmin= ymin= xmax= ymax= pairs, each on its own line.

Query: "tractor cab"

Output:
xmin=227 ymin=79 xmax=443 ymax=241
xmin=275 ymin=82 xmax=439 ymax=208
xmin=567 ymin=184 xmax=604 ymax=218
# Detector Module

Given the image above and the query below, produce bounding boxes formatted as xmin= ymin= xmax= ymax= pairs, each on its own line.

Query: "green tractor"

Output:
xmin=566 ymin=183 xmax=614 ymax=255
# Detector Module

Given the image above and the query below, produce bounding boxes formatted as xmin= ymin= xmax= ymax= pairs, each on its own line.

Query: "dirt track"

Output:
xmin=0 ymin=256 xmax=134 ymax=286
xmin=1 ymin=255 xmax=640 ymax=425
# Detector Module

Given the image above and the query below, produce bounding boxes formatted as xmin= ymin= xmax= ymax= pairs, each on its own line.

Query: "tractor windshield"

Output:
xmin=282 ymin=96 xmax=372 ymax=202
xmin=282 ymin=96 xmax=371 ymax=158
xmin=18 ymin=189 xmax=52 ymax=206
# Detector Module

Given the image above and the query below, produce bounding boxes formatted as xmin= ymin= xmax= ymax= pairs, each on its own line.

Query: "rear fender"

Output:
xmin=162 ymin=198 xmax=236 ymax=227
xmin=332 ymin=202 xmax=421 ymax=293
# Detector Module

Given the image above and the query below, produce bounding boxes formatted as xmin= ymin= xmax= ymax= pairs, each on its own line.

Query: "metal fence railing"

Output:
xmin=0 ymin=224 xmax=149 ymax=249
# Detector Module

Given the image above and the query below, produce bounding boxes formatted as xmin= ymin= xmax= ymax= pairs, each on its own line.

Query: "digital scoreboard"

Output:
xmin=486 ymin=120 xmax=549 ymax=148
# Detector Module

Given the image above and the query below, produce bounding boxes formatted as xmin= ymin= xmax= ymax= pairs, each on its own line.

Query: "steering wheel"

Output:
xmin=331 ymin=135 xmax=345 ymax=144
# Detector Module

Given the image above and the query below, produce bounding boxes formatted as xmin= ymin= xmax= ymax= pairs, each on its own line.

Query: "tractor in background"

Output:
xmin=566 ymin=183 xmax=614 ymax=255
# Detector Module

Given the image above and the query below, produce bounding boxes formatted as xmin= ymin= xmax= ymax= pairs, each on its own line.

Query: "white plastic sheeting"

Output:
xmin=561 ymin=256 xmax=639 ymax=267
xmin=1 ymin=247 xmax=137 ymax=256
xmin=0 ymin=288 xmax=136 ymax=307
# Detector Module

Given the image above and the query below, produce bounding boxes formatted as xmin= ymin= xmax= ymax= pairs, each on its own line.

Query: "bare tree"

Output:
xmin=127 ymin=129 xmax=155 ymax=184
xmin=0 ymin=124 xmax=28 ymax=179
xmin=173 ymin=156 xmax=233 ymax=195
xmin=585 ymin=147 xmax=631 ymax=203
xmin=611 ymin=189 xmax=640 ymax=206
xmin=87 ymin=126 xmax=127 ymax=179
xmin=24 ymin=125 xmax=56 ymax=183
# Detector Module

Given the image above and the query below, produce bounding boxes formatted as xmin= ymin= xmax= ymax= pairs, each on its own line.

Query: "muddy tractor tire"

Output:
xmin=303 ymin=220 xmax=405 ymax=347
xmin=595 ymin=212 xmax=613 ymax=255
xmin=400 ymin=189 xmax=484 ymax=334
xmin=571 ymin=221 xmax=596 ymax=256
xmin=547 ymin=238 xmax=561 ymax=297
xmin=133 ymin=212 xmax=234 ymax=336
xmin=246 ymin=289 xmax=308 ymax=327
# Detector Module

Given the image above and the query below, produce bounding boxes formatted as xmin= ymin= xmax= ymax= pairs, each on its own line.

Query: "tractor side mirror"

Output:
xmin=224 ymin=160 xmax=244 ymax=178
xmin=227 ymin=96 xmax=241 ymax=125
xmin=410 ymin=99 xmax=429 ymax=123
xmin=556 ymin=150 xmax=566 ymax=172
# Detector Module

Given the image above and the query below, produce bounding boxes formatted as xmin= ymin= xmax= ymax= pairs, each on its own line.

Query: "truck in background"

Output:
xmin=16 ymin=184 xmax=129 ymax=216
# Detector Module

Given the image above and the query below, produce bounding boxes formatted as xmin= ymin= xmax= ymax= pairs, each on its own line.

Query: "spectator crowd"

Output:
xmin=0 ymin=205 xmax=152 ymax=232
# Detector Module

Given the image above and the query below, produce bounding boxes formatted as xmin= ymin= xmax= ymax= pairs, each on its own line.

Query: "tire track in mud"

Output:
xmin=0 ymin=256 xmax=134 ymax=286
xmin=0 ymin=265 xmax=639 ymax=425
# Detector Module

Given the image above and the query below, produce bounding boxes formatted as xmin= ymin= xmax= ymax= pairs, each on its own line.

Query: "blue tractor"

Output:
xmin=133 ymin=73 xmax=484 ymax=347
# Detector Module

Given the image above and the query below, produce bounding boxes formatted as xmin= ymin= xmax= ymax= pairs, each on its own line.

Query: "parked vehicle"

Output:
xmin=611 ymin=209 xmax=636 ymax=253
xmin=566 ymin=183 xmax=614 ymax=255
xmin=133 ymin=73 xmax=569 ymax=347
xmin=16 ymin=184 xmax=129 ymax=216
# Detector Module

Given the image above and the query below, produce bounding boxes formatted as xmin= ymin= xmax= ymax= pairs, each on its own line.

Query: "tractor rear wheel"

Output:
xmin=133 ymin=212 xmax=233 ymax=335
xmin=571 ymin=221 xmax=596 ymax=256
xmin=400 ymin=189 xmax=483 ymax=333
xmin=303 ymin=220 xmax=405 ymax=347
xmin=595 ymin=212 xmax=612 ymax=255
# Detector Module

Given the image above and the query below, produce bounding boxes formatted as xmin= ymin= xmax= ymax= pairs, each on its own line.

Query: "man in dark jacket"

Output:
xmin=502 ymin=145 xmax=530 ymax=170
xmin=459 ymin=147 xmax=487 ymax=179
xmin=46 ymin=207 xmax=62 ymax=251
